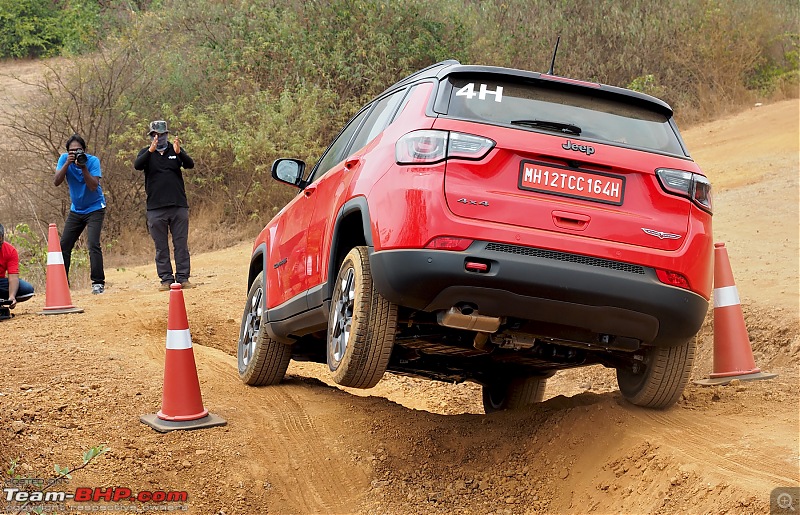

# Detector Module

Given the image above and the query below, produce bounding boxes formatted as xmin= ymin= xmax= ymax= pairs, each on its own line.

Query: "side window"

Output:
xmin=310 ymin=107 xmax=372 ymax=183
xmin=348 ymin=88 xmax=407 ymax=153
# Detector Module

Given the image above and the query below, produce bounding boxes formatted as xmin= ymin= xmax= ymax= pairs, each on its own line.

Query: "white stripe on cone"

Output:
xmin=47 ymin=252 xmax=64 ymax=265
xmin=166 ymin=329 xmax=193 ymax=350
xmin=713 ymin=285 xmax=741 ymax=308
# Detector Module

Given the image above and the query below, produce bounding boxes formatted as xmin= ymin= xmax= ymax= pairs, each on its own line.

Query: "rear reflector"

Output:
xmin=656 ymin=269 xmax=690 ymax=289
xmin=425 ymin=237 xmax=474 ymax=251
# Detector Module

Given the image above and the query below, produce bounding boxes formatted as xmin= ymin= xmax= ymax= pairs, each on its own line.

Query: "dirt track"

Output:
xmin=1 ymin=60 xmax=798 ymax=514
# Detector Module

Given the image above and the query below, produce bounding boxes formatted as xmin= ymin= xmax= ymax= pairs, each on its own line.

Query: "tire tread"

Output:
xmin=238 ymin=272 xmax=291 ymax=386
xmin=243 ymin=333 xmax=291 ymax=386
xmin=329 ymin=247 xmax=397 ymax=389
xmin=617 ymin=339 xmax=695 ymax=409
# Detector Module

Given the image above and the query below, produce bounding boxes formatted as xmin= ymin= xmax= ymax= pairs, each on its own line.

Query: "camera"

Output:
xmin=73 ymin=149 xmax=88 ymax=166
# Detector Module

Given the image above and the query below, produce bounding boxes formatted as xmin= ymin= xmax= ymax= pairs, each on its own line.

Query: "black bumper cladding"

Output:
xmin=369 ymin=241 xmax=708 ymax=348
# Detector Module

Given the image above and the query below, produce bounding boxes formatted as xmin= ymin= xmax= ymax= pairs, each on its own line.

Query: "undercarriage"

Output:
xmin=290 ymin=309 xmax=644 ymax=386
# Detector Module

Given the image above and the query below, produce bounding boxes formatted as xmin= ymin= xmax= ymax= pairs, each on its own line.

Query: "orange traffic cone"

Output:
xmin=694 ymin=242 xmax=777 ymax=386
xmin=140 ymin=283 xmax=226 ymax=432
xmin=38 ymin=223 xmax=83 ymax=315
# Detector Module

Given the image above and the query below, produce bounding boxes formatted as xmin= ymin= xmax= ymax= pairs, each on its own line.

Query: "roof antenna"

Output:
xmin=546 ymin=36 xmax=561 ymax=75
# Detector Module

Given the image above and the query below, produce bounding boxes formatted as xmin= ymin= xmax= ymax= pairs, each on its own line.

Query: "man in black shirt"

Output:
xmin=134 ymin=120 xmax=196 ymax=291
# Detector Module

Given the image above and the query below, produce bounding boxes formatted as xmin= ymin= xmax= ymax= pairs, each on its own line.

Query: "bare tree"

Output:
xmin=0 ymin=41 xmax=160 ymax=238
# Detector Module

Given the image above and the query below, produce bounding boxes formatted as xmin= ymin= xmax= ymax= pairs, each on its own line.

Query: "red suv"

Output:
xmin=238 ymin=60 xmax=713 ymax=411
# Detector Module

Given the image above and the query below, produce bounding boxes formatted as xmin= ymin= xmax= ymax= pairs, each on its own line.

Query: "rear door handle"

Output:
xmin=552 ymin=210 xmax=590 ymax=231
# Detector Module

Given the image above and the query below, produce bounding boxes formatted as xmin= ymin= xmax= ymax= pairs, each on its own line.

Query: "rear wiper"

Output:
xmin=510 ymin=119 xmax=581 ymax=136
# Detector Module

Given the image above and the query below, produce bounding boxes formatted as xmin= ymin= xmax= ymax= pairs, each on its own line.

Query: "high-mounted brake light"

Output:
xmin=656 ymin=168 xmax=713 ymax=214
xmin=396 ymin=130 xmax=495 ymax=165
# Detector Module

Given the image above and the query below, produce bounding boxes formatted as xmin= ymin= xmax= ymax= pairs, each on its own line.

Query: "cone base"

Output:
xmin=156 ymin=408 xmax=208 ymax=422
xmin=139 ymin=413 xmax=227 ymax=433
xmin=693 ymin=371 xmax=778 ymax=386
xmin=38 ymin=306 xmax=84 ymax=315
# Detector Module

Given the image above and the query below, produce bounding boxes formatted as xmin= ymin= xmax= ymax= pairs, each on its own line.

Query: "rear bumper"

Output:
xmin=369 ymin=241 xmax=708 ymax=347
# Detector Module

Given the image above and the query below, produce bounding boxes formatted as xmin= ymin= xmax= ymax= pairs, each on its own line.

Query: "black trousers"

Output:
xmin=61 ymin=208 xmax=105 ymax=285
xmin=0 ymin=277 xmax=35 ymax=303
xmin=146 ymin=206 xmax=191 ymax=284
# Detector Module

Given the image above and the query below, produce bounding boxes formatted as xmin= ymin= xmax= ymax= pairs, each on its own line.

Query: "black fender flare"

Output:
xmin=324 ymin=196 xmax=373 ymax=302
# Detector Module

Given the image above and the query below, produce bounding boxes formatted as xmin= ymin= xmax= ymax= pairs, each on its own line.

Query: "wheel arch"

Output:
xmin=325 ymin=197 xmax=372 ymax=301
xmin=247 ymin=243 xmax=267 ymax=293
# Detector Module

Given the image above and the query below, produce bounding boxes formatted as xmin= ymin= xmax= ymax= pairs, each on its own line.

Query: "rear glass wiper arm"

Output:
xmin=510 ymin=119 xmax=582 ymax=136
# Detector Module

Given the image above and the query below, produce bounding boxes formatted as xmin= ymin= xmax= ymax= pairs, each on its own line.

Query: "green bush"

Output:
xmin=0 ymin=0 xmax=159 ymax=59
xmin=0 ymin=0 xmax=63 ymax=58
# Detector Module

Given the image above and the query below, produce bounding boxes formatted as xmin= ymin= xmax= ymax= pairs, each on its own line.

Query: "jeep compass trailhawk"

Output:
xmin=237 ymin=60 xmax=713 ymax=411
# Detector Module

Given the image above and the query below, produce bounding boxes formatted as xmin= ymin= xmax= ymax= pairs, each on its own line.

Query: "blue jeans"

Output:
xmin=0 ymin=277 xmax=35 ymax=303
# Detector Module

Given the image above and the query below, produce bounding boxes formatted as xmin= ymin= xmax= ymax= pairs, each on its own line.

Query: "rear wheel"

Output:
xmin=616 ymin=338 xmax=695 ymax=409
xmin=327 ymin=246 xmax=397 ymax=389
xmin=238 ymin=271 xmax=291 ymax=385
xmin=482 ymin=376 xmax=548 ymax=413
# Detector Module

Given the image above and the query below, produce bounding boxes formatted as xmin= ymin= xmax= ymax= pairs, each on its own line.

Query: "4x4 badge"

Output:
xmin=457 ymin=198 xmax=489 ymax=206
xmin=642 ymin=228 xmax=681 ymax=240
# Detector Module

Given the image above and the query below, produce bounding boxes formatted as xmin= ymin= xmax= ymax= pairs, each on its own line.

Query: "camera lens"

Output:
xmin=75 ymin=150 xmax=87 ymax=166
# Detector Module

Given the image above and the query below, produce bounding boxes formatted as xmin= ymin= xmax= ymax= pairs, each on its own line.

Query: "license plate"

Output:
xmin=518 ymin=160 xmax=625 ymax=205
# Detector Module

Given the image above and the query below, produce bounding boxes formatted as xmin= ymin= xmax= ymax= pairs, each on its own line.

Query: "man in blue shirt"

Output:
xmin=54 ymin=134 xmax=107 ymax=294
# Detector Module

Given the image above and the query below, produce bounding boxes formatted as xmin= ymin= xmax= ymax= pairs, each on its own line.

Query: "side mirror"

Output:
xmin=271 ymin=158 xmax=306 ymax=186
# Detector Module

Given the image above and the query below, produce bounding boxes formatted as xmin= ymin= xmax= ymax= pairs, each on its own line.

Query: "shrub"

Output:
xmin=0 ymin=0 xmax=63 ymax=58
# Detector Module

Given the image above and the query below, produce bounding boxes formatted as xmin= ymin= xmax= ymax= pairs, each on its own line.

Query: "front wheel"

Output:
xmin=327 ymin=246 xmax=397 ymax=389
xmin=237 ymin=271 xmax=291 ymax=386
xmin=482 ymin=376 xmax=548 ymax=413
xmin=616 ymin=338 xmax=695 ymax=409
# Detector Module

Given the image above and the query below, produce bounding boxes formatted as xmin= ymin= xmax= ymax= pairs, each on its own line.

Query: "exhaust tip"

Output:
xmin=458 ymin=303 xmax=477 ymax=316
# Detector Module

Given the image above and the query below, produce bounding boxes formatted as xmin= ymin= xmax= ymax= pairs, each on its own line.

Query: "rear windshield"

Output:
xmin=445 ymin=77 xmax=686 ymax=156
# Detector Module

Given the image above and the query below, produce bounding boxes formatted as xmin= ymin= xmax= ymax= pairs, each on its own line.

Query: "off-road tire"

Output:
xmin=482 ymin=376 xmax=548 ymax=413
xmin=327 ymin=246 xmax=397 ymax=389
xmin=238 ymin=271 xmax=291 ymax=386
xmin=616 ymin=338 xmax=695 ymax=409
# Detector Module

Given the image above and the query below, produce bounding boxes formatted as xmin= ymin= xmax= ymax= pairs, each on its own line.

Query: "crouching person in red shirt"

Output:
xmin=0 ymin=224 xmax=35 ymax=309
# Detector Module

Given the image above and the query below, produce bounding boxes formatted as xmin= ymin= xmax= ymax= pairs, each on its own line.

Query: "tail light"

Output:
xmin=656 ymin=168 xmax=713 ymax=214
xmin=396 ymin=130 xmax=495 ymax=165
